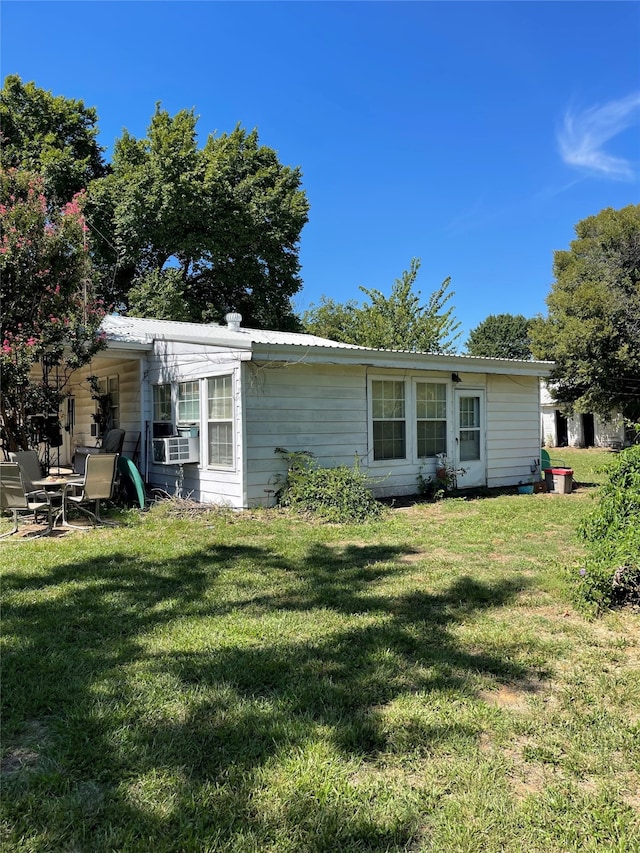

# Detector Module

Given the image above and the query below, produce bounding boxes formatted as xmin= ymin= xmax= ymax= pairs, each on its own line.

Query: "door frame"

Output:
xmin=453 ymin=388 xmax=486 ymax=489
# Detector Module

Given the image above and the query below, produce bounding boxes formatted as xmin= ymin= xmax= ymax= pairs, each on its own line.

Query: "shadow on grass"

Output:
xmin=2 ymin=538 xmax=534 ymax=851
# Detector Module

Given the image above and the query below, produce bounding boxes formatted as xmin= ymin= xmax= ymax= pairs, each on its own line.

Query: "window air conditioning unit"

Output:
xmin=152 ymin=436 xmax=199 ymax=465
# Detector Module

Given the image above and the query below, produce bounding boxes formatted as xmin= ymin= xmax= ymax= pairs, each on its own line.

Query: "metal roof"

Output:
xmin=101 ymin=314 xmax=366 ymax=350
xmin=100 ymin=314 xmax=553 ymax=375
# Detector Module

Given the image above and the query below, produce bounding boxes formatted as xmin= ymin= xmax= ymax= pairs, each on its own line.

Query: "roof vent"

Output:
xmin=225 ymin=312 xmax=242 ymax=330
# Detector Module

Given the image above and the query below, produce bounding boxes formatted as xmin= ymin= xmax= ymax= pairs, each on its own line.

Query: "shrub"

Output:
xmin=274 ymin=449 xmax=383 ymax=523
xmin=573 ymin=446 xmax=640 ymax=613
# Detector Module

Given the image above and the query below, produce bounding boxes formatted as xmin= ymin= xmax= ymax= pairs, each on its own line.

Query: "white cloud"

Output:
xmin=558 ymin=92 xmax=640 ymax=180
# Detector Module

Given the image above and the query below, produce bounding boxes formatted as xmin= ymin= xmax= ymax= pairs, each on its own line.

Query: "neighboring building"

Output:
xmin=49 ymin=315 xmax=553 ymax=507
xmin=540 ymin=382 xmax=625 ymax=449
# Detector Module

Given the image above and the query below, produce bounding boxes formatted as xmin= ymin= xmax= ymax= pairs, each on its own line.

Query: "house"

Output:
xmin=52 ymin=314 xmax=553 ymax=507
xmin=540 ymin=383 xmax=625 ymax=450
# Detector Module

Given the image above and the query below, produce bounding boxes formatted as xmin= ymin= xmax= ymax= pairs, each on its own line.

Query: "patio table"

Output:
xmin=32 ymin=475 xmax=84 ymax=530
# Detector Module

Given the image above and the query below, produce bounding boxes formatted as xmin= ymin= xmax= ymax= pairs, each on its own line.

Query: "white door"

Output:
xmin=454 ymin=390 xmax=486 ymax=488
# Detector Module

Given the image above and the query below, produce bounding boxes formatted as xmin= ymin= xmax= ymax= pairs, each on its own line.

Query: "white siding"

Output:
xmin=540 ymin=382 xmax=625 ymax=449
xmin=541 ymin=406 xmax=557 ymax=447
xmin=592 ymin=414 xmax=625 ymax=448
xmin=243 ymin=364 xmax=544 ymax=504
xmin=486 ymin=375 xmax=542 ymax=487
xmin=144 ymin=341 xmax=245 ymax=506
xmin=64 ymin=355 xmax=143 ymax=467
xmin=243 ymin=362 xmax=369 ymax=505
xmin=57 ymin=344 xmax=547 ymax=505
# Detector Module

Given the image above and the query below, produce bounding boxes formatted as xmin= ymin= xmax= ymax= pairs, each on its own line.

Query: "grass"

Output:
xmin=1 ymin=448 xmax=638 ymax=852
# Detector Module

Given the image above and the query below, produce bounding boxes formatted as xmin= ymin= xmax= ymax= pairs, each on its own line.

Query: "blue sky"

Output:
xmin=2 ymin=1 xmax=639 ymax=344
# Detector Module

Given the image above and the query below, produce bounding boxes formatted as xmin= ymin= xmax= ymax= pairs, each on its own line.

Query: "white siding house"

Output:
xmin=540 ymin=382 xmax=626 ymax=449
xmin=56 ymin=315 xmax=552 ymax=507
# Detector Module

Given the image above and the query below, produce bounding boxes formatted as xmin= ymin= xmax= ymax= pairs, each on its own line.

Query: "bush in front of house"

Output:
xmin=574 ymin=445 xmax=640 ymax=613
xmin=275 ymin=449 xmax=383 ymax=523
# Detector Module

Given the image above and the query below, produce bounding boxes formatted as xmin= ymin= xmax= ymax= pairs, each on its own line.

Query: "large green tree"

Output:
xmin=303 ymin=259 xmax=461 ymax=353
xmin=90 ymin=107 xmax=309 ymax=329
xmin=530 ymin=204 xmax=640 ymax=421
xmin=0 ymin=75 xmax=108 ymax=207
xmin=465 ymin=313 xmax=532 ymax=359
xmin=0 ymin=169 xmax=106 ymax=452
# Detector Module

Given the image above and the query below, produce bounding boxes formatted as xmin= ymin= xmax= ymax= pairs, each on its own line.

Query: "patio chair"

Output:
xmin=73 ymin=429 xmax=126 ymax=475
xmin=9 ymin=450 xmax=45 ymax=494
xmin=9 ymin=449 xmax=62 ymax=520
xmin=0 ymin=462 xmax=53 ymax=539
xmin=61 ymin=453 xmax=119 ymax=529
xmin=101 ymin=429 xmax=126 ymax=454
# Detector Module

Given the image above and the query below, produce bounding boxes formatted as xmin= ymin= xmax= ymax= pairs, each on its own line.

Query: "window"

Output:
xmin=153 ymin=384 xmax=172 ymax=423
xmin=97 ymin=375 xmax=119 ymax=430
xmin=459 ymin=395 xmax=481 ymax=461
xmin=416 ymin=382 xmax=447 ymax=457
xmin=178 ymin=381 xmax=200 ymax=424
xmin=152 ymin=384 xmax=173 ymax=437
xmin=207 ymin=375 xmax=233 ymax=467
xmin=372 ymin=380 xmax=406 ymax=460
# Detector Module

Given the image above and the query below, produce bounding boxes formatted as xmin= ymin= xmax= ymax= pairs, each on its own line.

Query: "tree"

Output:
xmin=89 ymin=107 xmax=309 ymax=329
xmin=0 ymin=169 xmax=106 ymax=452
xmin=303 ymin=258 xmax=461 ymax=353
xmin=465 ymin=313 xmax=532 ymax=359
xmin=530 ymin=204 xmax=640 ymax=422
xmin=0 ymin=75 xmax=108 ymax=207
xmin=298 ymin=296 xmax=361 ymax=343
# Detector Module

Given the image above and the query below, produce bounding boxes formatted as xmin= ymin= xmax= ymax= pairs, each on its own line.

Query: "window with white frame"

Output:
xmin=207 ymin=374 xmax=233 ymax=467
xmin=178 ymin=381 xmax=200 ymax=424
xmin=372 ymin=380 xmax=406 ymax=460
xmin=416 ymin=382 xmax=447 ymax=457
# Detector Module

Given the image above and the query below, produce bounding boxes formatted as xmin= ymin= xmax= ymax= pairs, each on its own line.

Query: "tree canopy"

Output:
xmin=0 ymin=75 xmax=107 ymax=207
xmin=465 ymin=313 xmax=532 ymax=359
xmin=0 ymin=169 xmax=106 ymax=451
xmin=303 ymin=259 xmax=461 ymax=353
xmin=530 ymin=204 xmax=640 ymax=422
xmin=89 ymin=107 xmax=309 ymax=329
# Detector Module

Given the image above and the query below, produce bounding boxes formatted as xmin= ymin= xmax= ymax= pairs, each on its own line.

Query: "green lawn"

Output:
xmin=1 ymin=449 xmax=638 ymax=852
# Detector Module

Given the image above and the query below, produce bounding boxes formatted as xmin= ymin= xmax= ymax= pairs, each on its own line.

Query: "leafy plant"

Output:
xmin=417 ymin=454 xmax=466 ymax=500
xmin=416 ymin=466 xmax=445 ymax=500
xmin=0 ymin=169 xmax=106 ymax=452
xmin=274 ymin=448 xmax=383 ymax=522
xmin=573 ymin=445 xmax=640 ymax=612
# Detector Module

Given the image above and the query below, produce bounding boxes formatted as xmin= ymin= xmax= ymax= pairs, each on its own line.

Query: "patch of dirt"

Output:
xmin=500 ymin=735 xmax=551 ymax=799
xmin=0 ymin=745 xmax=40 ymax=775
xmin=479 ymin=732 xmax=550 ymax=799
xmin=390 ymin=502 xmax=452 ymax=520
xmin=480 ymin=677 xmax=548 ymax=712
xmin=509 ymin=762 xmax=548 ymax=799
xmin=620 ymin=771 xmax=640 ymax=811
xmin=1 ymin=720 xmax=49 ymax=777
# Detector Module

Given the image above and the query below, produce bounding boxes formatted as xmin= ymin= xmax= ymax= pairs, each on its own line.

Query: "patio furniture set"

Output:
xmin=0 ymin=429 xmax=126 ymax=539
